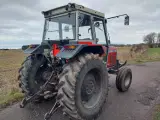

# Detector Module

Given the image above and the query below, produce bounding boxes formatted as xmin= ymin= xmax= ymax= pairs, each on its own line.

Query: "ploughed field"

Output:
xmin=0 ymin=50 xmax=25 ymax=108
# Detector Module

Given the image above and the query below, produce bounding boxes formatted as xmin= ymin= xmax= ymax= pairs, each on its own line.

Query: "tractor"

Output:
xmin=18 ymin=3 xmax=132 ymax=120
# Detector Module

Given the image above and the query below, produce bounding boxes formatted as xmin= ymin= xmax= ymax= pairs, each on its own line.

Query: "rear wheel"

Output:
xmin=57 ymin=54 xmax=108 ymax=120
xmin=116 ymin=67 xmax=132 ymax=92
xmin=18 ymin=55 xmax=51 ymax=102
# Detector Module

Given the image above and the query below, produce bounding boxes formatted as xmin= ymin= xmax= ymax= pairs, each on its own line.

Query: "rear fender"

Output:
xmin=56 ymin=44 xmax=105 ymax=59
xmin=22 ymin=44 xmax=44 ymax=54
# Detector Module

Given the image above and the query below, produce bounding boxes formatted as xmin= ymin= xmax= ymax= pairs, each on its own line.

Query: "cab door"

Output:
xmin=93 ymin=17 xmax=108 ymax=63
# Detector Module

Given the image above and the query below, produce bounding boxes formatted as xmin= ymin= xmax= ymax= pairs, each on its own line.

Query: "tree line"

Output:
xmin=143 ymin=32 xmax=160 ymax=48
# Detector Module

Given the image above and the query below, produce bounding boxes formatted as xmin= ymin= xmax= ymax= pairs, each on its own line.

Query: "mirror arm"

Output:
xmin=106 ymin=14 xmax=128 ymax=20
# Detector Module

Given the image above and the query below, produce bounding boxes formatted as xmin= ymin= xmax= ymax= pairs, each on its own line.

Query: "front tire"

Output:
xmin=57 ymin=54 xmax=108 ymax=120
xmin=116 ymin=67 xmax=132 ymax=92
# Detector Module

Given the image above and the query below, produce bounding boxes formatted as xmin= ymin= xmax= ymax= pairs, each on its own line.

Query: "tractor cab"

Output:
xmin=42 ymin=3 xmax=107 ymax=45
xmin=22 ymin=3 xmax=129 ymax=69
xmin=41 ymin=3 xmax=129 ymax=67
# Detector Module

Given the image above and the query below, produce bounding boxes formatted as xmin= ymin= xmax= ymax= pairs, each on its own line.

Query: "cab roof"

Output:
xmin=42 ymin=3 xmax=105 ymax=18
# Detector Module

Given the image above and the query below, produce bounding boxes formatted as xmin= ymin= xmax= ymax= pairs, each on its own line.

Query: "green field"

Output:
xmin=148 ymin=48 xmax=160 ymax=54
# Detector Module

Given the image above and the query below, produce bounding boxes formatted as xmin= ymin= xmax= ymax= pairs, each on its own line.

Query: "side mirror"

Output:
xmin=124 ymin=15 xmax=129 ymax=25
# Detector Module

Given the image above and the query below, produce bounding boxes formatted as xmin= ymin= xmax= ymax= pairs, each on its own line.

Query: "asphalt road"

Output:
xmin=0 ymin=62 xmax=160 ymax=120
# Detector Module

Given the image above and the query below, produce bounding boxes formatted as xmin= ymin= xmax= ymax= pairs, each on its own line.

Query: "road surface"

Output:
xmin=0 ymin=62 xmax=160 ymax=120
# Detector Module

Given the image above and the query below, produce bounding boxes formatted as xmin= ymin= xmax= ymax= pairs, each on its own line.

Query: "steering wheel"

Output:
xmin=88 ymin=28 xmax=91 ymax=33
xmin=88 ymin=22 xmax=101 ymax=33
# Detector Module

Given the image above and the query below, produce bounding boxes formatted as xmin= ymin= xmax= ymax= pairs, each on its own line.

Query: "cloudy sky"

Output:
xmin=0 ymin=0 xmax=160 ymax=48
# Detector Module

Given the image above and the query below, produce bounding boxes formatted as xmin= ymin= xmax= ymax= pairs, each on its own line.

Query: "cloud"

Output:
xmin=0 ymin=0 xmax=160 ymax=48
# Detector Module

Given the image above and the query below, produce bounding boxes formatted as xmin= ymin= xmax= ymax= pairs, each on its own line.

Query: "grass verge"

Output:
xmin=153 ymin=105 xmax=160 ymax=120
xmin=0 ymin=92 xmax=24 ymax=109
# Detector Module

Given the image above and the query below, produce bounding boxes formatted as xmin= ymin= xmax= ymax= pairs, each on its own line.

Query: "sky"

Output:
xmin=0 ymin=0 xmax=160 ymax=48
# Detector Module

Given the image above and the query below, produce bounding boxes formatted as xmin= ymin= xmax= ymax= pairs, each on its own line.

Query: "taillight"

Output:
xmin=64 ymin=45 xmax=77 ymax=50
xmin=29 ymin=45 xmax=37 ymax=48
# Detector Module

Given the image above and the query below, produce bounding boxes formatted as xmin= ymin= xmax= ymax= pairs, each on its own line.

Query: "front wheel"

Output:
xmin=116 ymin=67 xmax=132 ymax=92
xmin=57 ymin=54 xmax=109 ymax=120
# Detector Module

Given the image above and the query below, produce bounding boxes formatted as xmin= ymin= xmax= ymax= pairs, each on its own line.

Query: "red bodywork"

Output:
xmin=52 ymin=44 xmax=60 ymax=56
xmin=52 ymin=41 xmax=117 ymax=68
xmin=107 ymin=46 xmax=117 ymax=68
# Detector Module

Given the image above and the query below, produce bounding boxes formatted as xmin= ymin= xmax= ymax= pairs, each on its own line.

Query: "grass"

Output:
xmin=153 ymin=105 xmax=160 ymax=120
xmin=0 ymin=91 xmax=24 ymax=108
xmin=0 ymin=50 xmax=25 ymax=109
xmin=0 ymin=47 xmax=160 ymax=109
xmin=148 ymin=48 xmax=160 ymax=55
xmin=117 ymin=47 xmax=160 ymax=64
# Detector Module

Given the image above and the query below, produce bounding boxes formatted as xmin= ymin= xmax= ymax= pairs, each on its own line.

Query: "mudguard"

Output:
xmin=56 ymin=44 xmax=105 ymax=59
xmin=22 ymin=44 xmax=44 ymax=54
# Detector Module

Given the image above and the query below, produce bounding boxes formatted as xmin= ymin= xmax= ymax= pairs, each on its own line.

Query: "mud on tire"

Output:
xmin=57 ymin=54 xmax=108 ymax=120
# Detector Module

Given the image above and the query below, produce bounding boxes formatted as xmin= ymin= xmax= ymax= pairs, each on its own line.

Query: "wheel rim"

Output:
xmin=81 ymin=68 xmax=102 ymax=108
xmin=124 ymin=74 xmax=131 ymax=87
xmin=32 ymin=65 xmax=51 ymax=94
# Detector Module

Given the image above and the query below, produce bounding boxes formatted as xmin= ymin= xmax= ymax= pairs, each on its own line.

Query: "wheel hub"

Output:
xmin=124 ymin=76 xmax=131 ymax=87
xmin=81 ymin=74 xmax=96 ymax=102
xmin=42 ymin=71 xmax=52 ymax=81
xmin=81 ymin=69 xmax=102 ymax=108
xmin=85 ymin=79 xmax=95 ymax=95
xmin=33 ymin=65 xmax=53 ymax=94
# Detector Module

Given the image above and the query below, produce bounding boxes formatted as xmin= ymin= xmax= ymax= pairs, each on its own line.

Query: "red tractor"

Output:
xmin=18 ymin=3 xmax=132 ymax=120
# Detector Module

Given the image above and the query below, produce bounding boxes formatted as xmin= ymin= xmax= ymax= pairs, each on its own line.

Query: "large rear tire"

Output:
xmin=18 ymin=55 xmax=47 ymax=101
xmin=57 ymin=54 xmax=108 ymax=120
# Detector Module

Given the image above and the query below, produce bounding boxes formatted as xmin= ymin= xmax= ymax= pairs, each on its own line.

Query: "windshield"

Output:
xmin=43 ymin=13 xmax=76 ymax=41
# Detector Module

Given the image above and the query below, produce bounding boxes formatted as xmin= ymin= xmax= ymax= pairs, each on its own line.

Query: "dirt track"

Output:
xmin=0 ymin=62 xmax=160 ymax=120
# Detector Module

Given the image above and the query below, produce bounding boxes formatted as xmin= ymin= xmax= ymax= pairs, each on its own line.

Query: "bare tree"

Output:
xmin=157 ymin=33 xmax=160 ymax=47
xmin=143 ymin=32 xmax=156 ymax=48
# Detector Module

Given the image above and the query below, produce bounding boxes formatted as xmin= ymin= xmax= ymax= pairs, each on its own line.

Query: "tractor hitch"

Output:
xmin=44 ymin=101 xmax=61 ymax=120
xmin=19 ymin=70 xmax=55 ymax=108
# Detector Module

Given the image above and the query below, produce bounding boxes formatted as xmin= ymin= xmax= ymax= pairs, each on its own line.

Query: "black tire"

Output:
xmin=57 ymin=54 xmax=108 ymax=120
xmin=18 ymin=55 xmax=47 ymax=101
xmin=116 ymin=67 xmax=132 ymax=92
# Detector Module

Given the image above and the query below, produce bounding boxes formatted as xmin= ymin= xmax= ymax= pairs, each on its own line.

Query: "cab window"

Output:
xmin=78 ymin=13 xmax=92 ymax=40
xmin=93 ymin=17 xmax=106 ymax=44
